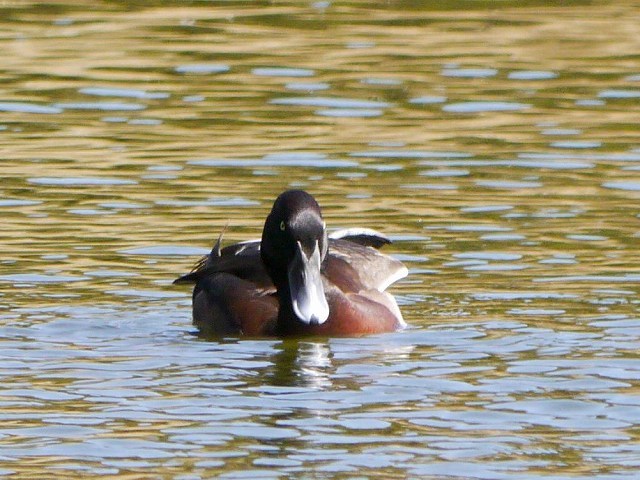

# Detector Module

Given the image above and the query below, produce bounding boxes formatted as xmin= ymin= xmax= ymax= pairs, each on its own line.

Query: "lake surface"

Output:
xmin=1 ymin=1 xmax=640 ymax=478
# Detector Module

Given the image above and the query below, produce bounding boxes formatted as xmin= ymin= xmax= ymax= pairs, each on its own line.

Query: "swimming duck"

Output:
xmin=174 ymin=190 xmax=407 ymax=336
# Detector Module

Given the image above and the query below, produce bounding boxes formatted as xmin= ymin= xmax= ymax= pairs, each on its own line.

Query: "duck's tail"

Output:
xmin=173 ymin=226 xmax=227 ymax=285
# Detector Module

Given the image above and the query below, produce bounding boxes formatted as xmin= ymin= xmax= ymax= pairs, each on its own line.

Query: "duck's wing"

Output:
xmin=325 ymin=238 xmax=407 ymax=293
xmin=329 ymin=228 xmax=391 ymax=249
xmin=174 ymin=229 xmax=405 ymax=292
xmin=173 ymin=238 xmax=272 ymax=289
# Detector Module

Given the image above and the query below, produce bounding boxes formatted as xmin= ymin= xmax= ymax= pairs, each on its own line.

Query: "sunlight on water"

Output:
xmin=1 ymin=1 xmax=640 ymax=479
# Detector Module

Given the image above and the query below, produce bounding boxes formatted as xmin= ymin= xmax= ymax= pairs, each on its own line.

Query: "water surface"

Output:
xmin=1 ymin=1 xmax=640 ymax=478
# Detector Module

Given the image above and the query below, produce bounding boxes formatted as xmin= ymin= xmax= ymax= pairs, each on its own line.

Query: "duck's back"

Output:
xmin=324 ymin=238 xmax=408 ymax=294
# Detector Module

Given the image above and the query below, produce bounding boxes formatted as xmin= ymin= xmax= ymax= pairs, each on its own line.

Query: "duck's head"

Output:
xmin=261 ymin=190 xmax=329 ymax=326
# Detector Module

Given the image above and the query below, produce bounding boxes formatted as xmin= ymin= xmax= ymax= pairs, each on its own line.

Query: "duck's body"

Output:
xmin=174 ymin=190 xmax=408 ymax=337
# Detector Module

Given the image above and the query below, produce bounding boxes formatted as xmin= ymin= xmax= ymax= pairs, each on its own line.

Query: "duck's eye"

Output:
xmin=280 ymin=221 xmax=286 ymax=232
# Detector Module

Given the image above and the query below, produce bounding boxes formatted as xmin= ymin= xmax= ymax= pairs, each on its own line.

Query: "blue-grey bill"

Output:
xmin=288 ymin=241 xmax=329 ymax=325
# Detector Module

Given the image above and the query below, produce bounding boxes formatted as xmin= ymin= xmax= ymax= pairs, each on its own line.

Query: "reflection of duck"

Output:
xmin=267 ymin=340 xmax=333 ymax=388
xmin=174 ymin=190 xmax=407 ymax=336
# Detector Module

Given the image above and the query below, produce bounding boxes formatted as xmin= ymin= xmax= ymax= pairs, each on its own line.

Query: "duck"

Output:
xmin=174 ymin=189 xmax=408 ymax=337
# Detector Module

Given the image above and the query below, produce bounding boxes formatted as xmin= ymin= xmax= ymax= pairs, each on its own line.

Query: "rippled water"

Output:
xmin=1 ymin=1 xmax=640 ymax=478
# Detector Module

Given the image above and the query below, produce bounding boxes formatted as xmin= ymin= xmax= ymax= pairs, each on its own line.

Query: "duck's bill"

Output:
xmin=288 ymin=241 xmax=329 ymax=325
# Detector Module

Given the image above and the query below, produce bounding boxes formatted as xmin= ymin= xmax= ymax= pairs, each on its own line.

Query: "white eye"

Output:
xmin=280 ymin=221 xmax=286 ymax=231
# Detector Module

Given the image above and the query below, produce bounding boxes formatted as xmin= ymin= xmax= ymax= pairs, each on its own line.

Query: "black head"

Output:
xmin=261 ymin=190 xmax=329 ymax=326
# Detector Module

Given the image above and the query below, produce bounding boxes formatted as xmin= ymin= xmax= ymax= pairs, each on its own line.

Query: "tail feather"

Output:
xmin=173 ymin=227 xmax=227 ymax=285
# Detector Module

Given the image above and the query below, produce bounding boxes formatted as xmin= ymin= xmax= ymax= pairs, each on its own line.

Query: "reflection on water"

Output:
xmin=2 ymin=1 xmax=640 ymax=478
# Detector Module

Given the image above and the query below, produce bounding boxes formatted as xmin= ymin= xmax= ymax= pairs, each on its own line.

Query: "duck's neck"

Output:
xmin=274 ymin=287 xmax=302 ymax=335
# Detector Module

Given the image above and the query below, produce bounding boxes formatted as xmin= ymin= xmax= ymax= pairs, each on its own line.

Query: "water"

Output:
xmin=1 ymin=1 xmax=640 ymax=478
